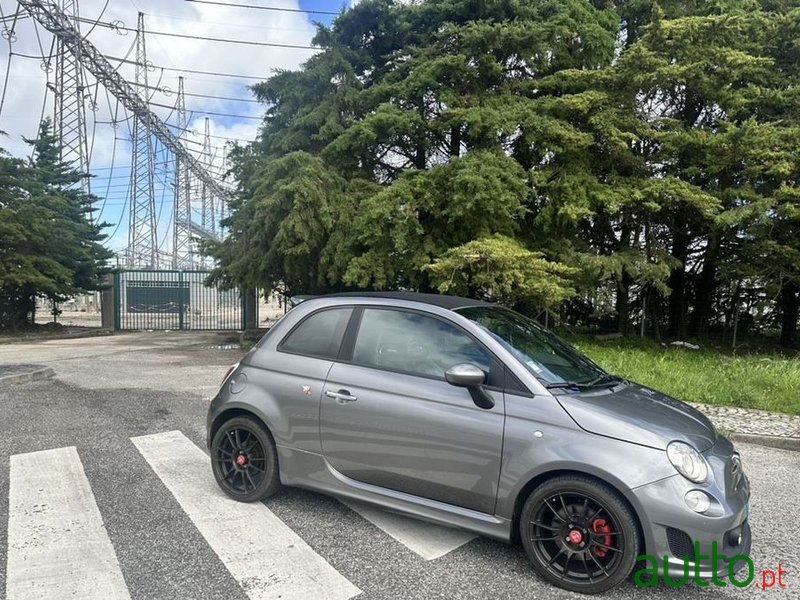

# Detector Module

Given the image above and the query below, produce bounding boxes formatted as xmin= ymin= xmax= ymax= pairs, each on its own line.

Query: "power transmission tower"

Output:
xmin=20 ymin=0 xmax=229 ymax=199
xmin=200 ymin=117 xmax=215 ymax=240
xmin=18 ymin=0 xmax=230 ymax=255
xmin=220 ymin=144 xmax=229 ymax=228
xmin=53 ymin=0 xmax=90 ymax=194
xmin=128 ymin=13 xmax=157 ymax=268
xmin=172 ymin=76 xmax=193 ymax=269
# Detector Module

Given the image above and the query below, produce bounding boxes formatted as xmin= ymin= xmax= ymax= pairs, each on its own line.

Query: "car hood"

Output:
xmin=556 ymin=383 xmax=717 ymax=451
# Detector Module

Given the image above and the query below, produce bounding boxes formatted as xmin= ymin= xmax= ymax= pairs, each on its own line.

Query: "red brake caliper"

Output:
xmin=591 ymin=518 xmax=613 ymax=559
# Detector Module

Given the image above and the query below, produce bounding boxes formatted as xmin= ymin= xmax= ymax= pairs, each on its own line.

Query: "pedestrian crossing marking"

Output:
xmin=132 ymin=430 xmax=361 ymax=600
xmin=6 ymin=446 xmax=131 ymax=600
xmin=4 ymin=432 xmax=475 ymax=600
xmin=341 ymin=500 xmax=476 ymax=560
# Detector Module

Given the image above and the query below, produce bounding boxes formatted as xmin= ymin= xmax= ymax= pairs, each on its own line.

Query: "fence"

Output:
xmin=112 ymin=270 xmax=248 ymax=331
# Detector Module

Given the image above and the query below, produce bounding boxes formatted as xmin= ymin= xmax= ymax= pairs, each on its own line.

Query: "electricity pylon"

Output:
xmin=172 ymin=76 xmax=193 ymax=269
xmin=53 ymin=0 xmax=91 ymax=194
xmin=19 ymin=0 xmax=230 ymax=269
xmin=200 ymin=117 xmax=215 ymax=239
xmin=128 ymin=12 xmax=157 ymax=268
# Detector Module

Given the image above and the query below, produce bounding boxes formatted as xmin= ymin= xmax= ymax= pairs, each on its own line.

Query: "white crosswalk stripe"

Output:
xmin=131 ymin=430 xmax=361 ymax=600
xmin=5 ymin=447 xmax=131 ymax=600
xmin=4 ymin=432 xmax=475 ymax=600
xmin=341 ymin=500 xmax=476 ymax=560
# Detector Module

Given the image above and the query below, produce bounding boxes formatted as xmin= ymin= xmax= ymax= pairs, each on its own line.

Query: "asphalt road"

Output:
xmin=0 ymin=333 xmax=797 ymax=599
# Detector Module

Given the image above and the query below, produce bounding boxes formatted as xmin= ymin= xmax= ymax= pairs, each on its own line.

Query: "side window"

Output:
xmin=352 ymin=309 xmax=491 ymax=378
xmin=280 ymin=307 xmax=352 ymax=360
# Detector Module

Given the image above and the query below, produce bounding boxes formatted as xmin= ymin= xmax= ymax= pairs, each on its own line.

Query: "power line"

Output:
xmin=0 ymin=5 xmax=22 ymax=119
xmin=112 ymin=35 xmax=137 ymax=71
xmin=82 ymin=0 xmax=111 ymax=38
xmin=87 ymin=79 xmax=101 ymax=169
xmin=73 ymin=16 xmax=319 ymax=50
xmin=184 ymin=0 xmax=340 ymax=16
xmin=8 ymin=50 xmax=51 ymax=59
xmin=126 ymin=7 xmax=317 ymax=35
xmin=96 ymin=132 xmax=119 ymax=222
xmin=108 ymin=55 xmax=268 ymax=80
xmin=26 ymin=21 xmax=54 ymax=161
xmin=0 ymin=13 xmax=28 ymax=23
xmin=165 ymin=121 xmax=256 ymax=143
xmin=148 ymin=100 xmax=262 ymax=120
xmin=92 ymin=166 xmax=177 ymax=174
xmin=104 ymin=180 xmax=130 ymax=242
xmin=0 ymin=50 xmax=14 ymax=120
xmin=31 ymin=9 xmax=50 ymax=61
xmin=137 ymin=83 xmax=261 ymax=104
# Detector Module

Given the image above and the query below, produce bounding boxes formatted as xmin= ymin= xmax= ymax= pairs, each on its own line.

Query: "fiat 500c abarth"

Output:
xmin=207 ymin=292 xmax=751 ymax=594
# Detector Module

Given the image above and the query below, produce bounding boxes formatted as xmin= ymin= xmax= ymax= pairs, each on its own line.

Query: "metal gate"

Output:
xmin=113 ymin=270 xmax=245 ymax=331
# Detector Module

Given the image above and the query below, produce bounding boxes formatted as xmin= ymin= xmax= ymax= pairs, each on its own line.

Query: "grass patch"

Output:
xmin=562 ymin=334 xmax=800 ymax=416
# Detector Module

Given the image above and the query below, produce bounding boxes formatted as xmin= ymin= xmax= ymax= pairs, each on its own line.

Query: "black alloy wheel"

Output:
xmin=520 ymin=475 xmax=639 ymax=594
xmin=211 ymin=416 xmax=281 ymax=502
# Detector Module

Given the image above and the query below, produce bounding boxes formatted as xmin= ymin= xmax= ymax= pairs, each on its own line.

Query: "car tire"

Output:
xmin=211 ymin=416 xmax=281 ymax=502
xmin=519 ymin=475 xmax=640 ymax=595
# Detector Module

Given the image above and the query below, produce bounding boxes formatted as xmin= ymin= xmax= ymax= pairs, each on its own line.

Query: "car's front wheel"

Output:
xmin=211 ymin=416 xmax=281 ymax=502
xmin=520 ymin=475 xmax=640 ymax=595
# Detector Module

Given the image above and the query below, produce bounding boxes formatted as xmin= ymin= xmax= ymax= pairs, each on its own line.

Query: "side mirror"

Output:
xmin=445 ymin=363 xmax=495 ymax=410
xmin=445 ymin=363 xmax=486 ymax=387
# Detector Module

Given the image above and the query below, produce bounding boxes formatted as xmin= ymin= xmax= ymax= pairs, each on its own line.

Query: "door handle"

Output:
xmin=325 ymin=389 xmax=358 ymax=404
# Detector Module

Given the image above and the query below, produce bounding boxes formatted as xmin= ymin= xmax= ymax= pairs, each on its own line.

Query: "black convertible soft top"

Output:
xmin=290 ymin=291 xmax=493 ymax=311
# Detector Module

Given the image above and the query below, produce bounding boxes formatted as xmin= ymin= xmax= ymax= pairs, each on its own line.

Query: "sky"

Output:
xmin=0 ymin=0 xmax=354 ymax=257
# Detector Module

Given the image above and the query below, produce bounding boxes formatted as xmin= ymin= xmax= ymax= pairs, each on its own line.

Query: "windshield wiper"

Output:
xmin=545 ymin=374 xmax=622 ymax=391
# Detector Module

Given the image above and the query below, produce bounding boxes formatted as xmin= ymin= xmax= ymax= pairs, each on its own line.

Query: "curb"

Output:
xmin=0 ymin=366 xmax=56 ymax=386
xmin=0 ymin=329 xmax=115 ymax=345
xmin=730 ymin=432 xmax=800 ymax=452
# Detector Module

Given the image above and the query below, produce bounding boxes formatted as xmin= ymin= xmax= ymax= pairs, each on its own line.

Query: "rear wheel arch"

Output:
xmin=210 ymin=407 xmax=273 ymax=446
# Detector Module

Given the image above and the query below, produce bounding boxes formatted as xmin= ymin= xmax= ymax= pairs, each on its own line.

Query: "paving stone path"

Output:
xmin=691 ymin=401 xmax=800 ymax=440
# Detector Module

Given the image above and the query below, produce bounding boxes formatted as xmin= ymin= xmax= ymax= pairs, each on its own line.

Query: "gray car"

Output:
xmin=207 ymin=292 xmax=751 ymax=594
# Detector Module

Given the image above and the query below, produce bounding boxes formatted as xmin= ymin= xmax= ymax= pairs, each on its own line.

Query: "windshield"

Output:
xmin=456 ymin=306 xmax=608 ymax=385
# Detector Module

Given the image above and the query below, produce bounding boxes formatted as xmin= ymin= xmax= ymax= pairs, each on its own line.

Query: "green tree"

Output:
xmin=208 ymin=0 xmax=620 ymax=308
xmin=207 ymin=0 xmax=800 ymax=347
xmin=0 ymin=121 xmax=112 ymax=329
xmin=425 ymin=235 xmax=576 ymax=309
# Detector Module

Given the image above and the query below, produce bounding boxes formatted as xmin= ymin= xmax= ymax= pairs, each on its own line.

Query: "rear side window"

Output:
xmin=280 ymin=307 xmax=352 ymax=360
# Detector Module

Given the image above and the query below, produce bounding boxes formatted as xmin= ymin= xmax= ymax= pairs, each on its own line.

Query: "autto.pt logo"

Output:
xmin=634 ymin=542 xmax=787 ymax=590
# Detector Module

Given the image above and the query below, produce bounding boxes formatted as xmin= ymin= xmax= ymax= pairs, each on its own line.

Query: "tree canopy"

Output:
xmin=0 ymin=121 xmax=112 ymax=329
xmin=206 ymin=0 xmax=800 ymax=347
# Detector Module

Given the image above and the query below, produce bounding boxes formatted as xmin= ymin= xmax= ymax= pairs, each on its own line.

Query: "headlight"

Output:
xmin=667 ymin=441 xmax=710 ymax=483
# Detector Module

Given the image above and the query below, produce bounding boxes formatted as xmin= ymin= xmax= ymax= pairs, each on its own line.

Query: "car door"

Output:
xmin=256 ymin=306 xmax=353 ymax=452
xmin=319 ymin=306 xmax=505 ymax=514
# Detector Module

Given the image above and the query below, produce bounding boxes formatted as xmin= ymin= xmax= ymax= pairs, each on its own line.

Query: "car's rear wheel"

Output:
xmin=520 ymin=475 xmax=639 ymax=595
xmin=211 ymin=416 xmax=280 ymax=502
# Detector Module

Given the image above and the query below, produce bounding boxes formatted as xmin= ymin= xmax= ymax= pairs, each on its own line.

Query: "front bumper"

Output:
xmin=632 ymin=435 xmax=752 ymax=580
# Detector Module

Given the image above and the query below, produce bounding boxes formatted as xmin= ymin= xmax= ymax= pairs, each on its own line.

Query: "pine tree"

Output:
xmin=206 ymin=0 xmax=800 ymax=343
xmin=0 ymin=121 xmax=112 ymax=329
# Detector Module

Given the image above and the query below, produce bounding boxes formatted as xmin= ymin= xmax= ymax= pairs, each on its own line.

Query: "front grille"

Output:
xmin=667 ymin=527 xmax=696 ymax=561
